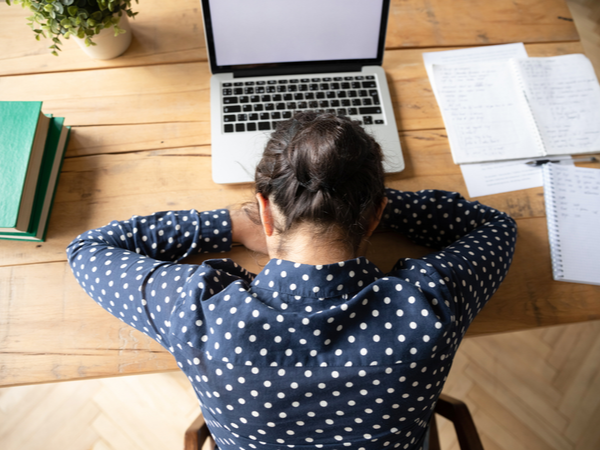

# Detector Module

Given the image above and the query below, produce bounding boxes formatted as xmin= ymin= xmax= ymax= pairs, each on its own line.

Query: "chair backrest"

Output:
xmin=185 ymin=393 xmax=485 ymax=450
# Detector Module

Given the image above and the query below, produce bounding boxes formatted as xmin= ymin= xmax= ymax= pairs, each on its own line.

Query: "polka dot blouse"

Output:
xmin=67 ymin=189 xmax=517 ymax=450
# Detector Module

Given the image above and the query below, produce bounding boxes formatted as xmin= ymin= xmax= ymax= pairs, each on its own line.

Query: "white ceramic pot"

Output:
xmin=72 ymin=13 xmax=132 ymax=60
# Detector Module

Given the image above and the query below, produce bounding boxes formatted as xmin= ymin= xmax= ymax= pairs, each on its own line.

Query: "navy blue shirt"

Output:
xmin=67 ymin=189 xmax=517 ymax=450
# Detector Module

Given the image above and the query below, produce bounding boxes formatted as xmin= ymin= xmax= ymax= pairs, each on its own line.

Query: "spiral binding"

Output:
xmin=510 ymin=59 xmax=547 ymax=156
xmin=542 ymin=165 xmax=564 ymax=280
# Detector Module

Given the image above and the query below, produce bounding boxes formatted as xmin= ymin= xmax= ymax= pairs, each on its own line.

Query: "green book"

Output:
xmin=0 ymin=117 xmax=70 ymax=241
xmin=0 ymin=101 xmax=51 ymax=233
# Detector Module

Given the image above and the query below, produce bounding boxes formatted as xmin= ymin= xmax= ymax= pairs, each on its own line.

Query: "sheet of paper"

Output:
xmin=460 ymin=156 xmax=575 ymax=198
xmin=433 ymin=60 xmax=542 ymax=163
xmin=423 ymin=43 xmax=528 ymax=95
xmin=515 ymin=55 xmax=600 ymax=155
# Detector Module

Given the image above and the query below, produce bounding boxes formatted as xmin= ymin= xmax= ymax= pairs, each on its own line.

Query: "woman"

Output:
xmin=67 ymin=112 xmax=517 ymax=450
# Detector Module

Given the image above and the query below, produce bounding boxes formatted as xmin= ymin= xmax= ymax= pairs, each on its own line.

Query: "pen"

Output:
xmin=525 ymin=156 xmax=598 ymax=166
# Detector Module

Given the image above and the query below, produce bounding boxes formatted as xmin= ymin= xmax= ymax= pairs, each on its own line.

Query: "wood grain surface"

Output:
xmin=0 ymin=0 xmax=597 ymax=387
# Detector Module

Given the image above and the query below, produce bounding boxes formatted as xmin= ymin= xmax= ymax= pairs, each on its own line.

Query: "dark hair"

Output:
xmin=254 ymin=111 xmax=385 ymax=253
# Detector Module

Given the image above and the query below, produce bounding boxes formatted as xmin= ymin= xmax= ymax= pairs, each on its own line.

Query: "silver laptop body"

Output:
xmin=201 ymin=0 xmax=404 ymax=184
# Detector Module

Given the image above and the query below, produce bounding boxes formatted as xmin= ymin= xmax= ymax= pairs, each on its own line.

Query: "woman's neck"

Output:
xmin=267 ymin=228 xmax=358 ymax=266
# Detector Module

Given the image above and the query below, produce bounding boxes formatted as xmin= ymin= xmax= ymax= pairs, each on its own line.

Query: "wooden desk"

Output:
xmin=0 ymin=0 xmax=598 ymax=388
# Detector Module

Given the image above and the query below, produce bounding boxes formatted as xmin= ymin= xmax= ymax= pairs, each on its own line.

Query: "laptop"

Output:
xmin=200 ymin=0 xmax=405 ymax=184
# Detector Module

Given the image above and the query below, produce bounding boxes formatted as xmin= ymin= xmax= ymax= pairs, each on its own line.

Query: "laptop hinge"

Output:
xmin=232 ymin=63 xmax=364 ymax=78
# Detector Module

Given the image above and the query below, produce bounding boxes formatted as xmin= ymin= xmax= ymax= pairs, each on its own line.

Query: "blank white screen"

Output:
xmin=208 ymin=0 xmax=384 ymax=67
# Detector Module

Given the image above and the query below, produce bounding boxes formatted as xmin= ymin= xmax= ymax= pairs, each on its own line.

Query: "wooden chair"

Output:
xmin=184 ymin=393 xmax=484 ymax=450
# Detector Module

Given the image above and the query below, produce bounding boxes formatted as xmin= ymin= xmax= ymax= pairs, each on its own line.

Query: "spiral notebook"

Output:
xmin=542 ymin=164 xmax=600 ymax=286
xmin=432 ymin=54 xmax=600 ymax=164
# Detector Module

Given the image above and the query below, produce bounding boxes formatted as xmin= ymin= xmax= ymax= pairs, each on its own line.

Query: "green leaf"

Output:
xmin=91 ymin=10 xmax=102 ymax=21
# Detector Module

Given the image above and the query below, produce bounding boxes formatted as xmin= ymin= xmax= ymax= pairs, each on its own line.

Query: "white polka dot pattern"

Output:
xmin=67 ymin=189 xmax=517 ymax=450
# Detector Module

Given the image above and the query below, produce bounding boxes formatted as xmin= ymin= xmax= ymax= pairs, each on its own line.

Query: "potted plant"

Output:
xmin=6 ymin=0 xmax=139 ymax=59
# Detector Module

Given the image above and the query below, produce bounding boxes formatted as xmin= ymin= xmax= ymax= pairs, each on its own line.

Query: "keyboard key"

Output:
xmin=305 ymin=92 xmax=315 ymax=100
xmin=223 ymin=114 xmax=236 ymax=122
xmin=272 ymin=94 xmax=282 ymax=102
xmin=319 ymin=100 xmax=329 ymax=108
xmin=348 ymin=108 xmax=358 ymax=115
xmin=249 ymin=113 xmax=259 ymax=121
xmin=223 ymin=105 xmax=241 ymax=113
xmin=337 ymin=91 xmax=347 ymax=98
xmin=258 ymin=121 xmax=271 ymax=130
xmin=276 ymin=103 xmax=286 ymax=110
xmin=223 ymin=88 xmax=232 ymax=96
xmin=267 ymin=86 xmax=276 ymax=93
xmin=362 ymin=81 xmax=377 ymax=88
xmin=375 ymin=119 xmax=384 ymax=125
xmin=224 ymin=124 xmax=234 ymax=133
xmin=359 ymin=107 xmax=382 ymax=115
xmin=326 ymin=91 xmax=336 ymax=99
xmin=239 ymin=96 xmax=249 ymax=103
xmin=254 ymin=104 xmax=264 ymax=111
xmin=366 ymin=75 xmax=375 ymax=80
xmin=244 ymin=87 xmax=254 ymax=94
xmin=282 ymin=111 xmax=293 ymax=119
xmin=267 ymin=80 xmax=277 ymax=85
xmin=352 ymin=98 xmax=362 ymax=106
xmin=256 ymin=81 xmax=266 ymax=85
xmin=288 ymin=85 xmax=298 ymax=92
xmin=287 ymin=102 xmax=297 ymax=109
xmin=277 ymin=85 xmax=287 ymax=92
xmin=271 ymin=111 xmax=281 ymax=119
xmin=294 ymin=93 xmax=304 ymax=101
xmin=260 ymin=112 xmax=270 ymax=120
xmin=284 ymin=94 xmax=293 ymax=101
xmin=223 ymin=97 xmax=238 ymax=104
xmin=235 ymin=123 xmax=245 ymax=132
xmin=234 ymin=88 xmax=243 ymax=95
xmin=234 ymin=82 xmax=243 ymax=87
xmin=278 ymin=79 xmax=288 ymax=84
xmin=348 ymin=90 xmax=357 ymax=98
xmin=316 ymin=92 xmax=325 ymax=99
xmin=330 ymin=100 xmax=340 ymax=107
xmin=363 ymin=116 xmax=373 ymax=125
xmin=250 ymin=95 xmax=261 ymax=103
xmin=242 ymin=104 xmax=253 ymax=112
xmin=261 ymin=94 xmax=272 ymax=102
xmin=247 ymin=122 xmax=257 ymax=131
xmin=337 ymin=108 xmax=347 ymax=115
xmin=256 ymin=86 xmax=266 ymax=94
xmin=299 ymin=84 xmax=308 ymax=92
xmin=237 ymin=114 xmax=248 ymax=121
xmin=298 ymin=101 xmax=308 ymax=109
xmin=223 ymin=82 xmax=232 ymax=87
xmin=245 ymin=81 xmax=255 ymax=86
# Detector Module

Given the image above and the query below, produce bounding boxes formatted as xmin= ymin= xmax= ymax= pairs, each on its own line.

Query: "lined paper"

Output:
xmin=543 ymin=164 xmax=600 ymax=285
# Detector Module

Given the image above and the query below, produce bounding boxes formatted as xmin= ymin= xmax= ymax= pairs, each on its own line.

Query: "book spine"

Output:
xmin=509 ymin=59 xmax=547 ymax=157
xmin=542 ymin=165 xmax=564 ymax=281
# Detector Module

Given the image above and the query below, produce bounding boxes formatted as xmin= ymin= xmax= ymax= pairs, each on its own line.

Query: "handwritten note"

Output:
xmin=516 ymin=55 xmax=600 ymax=154
xmin=433 ymin=61 xmax=543 ymax=163
xmin=543 ymin=164 xmax=600 ymax=285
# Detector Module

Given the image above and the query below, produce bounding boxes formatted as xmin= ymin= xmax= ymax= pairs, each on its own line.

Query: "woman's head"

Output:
xmin=254 ymin=111 xmax=386 ymax=254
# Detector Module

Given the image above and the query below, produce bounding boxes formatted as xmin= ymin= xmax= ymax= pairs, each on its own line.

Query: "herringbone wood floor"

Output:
xmin=2 ymin=1 xmax=599 ymax=449
xmin=1 ymin=320 xmax=600 ymax=450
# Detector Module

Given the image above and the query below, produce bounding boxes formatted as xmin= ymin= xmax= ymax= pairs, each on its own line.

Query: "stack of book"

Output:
xmin=0 ymin=101 xmax=70 ymax=241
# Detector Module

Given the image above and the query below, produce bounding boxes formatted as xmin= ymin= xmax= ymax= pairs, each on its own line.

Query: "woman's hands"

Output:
xmin=230 ymin=205 xmax=268 ymax=255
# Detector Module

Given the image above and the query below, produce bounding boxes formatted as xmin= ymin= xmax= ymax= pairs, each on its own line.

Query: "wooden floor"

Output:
xmin=2 ymin=1 xmax=600 ymax=449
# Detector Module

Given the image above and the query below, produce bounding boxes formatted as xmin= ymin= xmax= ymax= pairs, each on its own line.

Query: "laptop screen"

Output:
xmin=203 ymin=0 xmax=388 ymax=74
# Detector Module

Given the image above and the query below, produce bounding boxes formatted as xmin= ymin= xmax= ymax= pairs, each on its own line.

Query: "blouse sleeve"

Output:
xmin=66 ymin=209 xmax=236 ymax=349
xmin=381 ymin=188 xmax=517 ymax=332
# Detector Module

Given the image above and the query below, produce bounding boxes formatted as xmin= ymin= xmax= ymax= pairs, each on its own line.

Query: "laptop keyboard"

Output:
xmin=221 ymin=74 xmax=385 ymax=133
